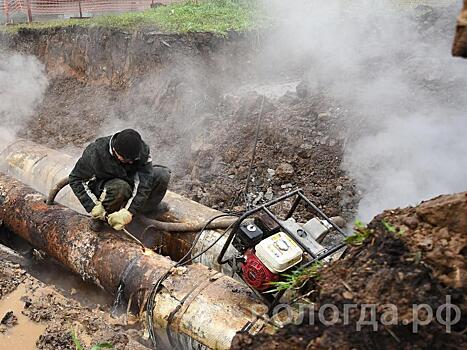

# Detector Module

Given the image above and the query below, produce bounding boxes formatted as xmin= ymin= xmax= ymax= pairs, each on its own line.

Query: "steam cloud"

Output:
xmin=263 ymin=0 xmax=467 ymax=221
xmin=97 ymin=58 xmax=219 ymax=171
xmin=0 ymin=51 xmax=48 ymax=152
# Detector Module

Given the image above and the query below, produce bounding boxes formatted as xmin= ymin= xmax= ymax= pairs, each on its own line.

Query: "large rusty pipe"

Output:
xmin=0 ymin=140 xmax=237 ymax=271
xmin=0 ymin=173 xmax=270 ymax=349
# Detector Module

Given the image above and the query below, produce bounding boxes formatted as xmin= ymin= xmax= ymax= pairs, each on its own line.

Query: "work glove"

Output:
xmin=91 ymin=202 xmax=106 ymax=221
xmin=90 ymin=190 xmax=107 ymax=221
xmin=107 ymin=208 xmax=133 ymax=231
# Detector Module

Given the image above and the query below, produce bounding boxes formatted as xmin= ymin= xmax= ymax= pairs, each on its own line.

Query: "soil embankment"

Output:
xmin=232 ymin=191 xmax=467 ymax=349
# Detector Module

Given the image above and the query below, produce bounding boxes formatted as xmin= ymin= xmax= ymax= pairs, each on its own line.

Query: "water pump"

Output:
xmin=217 ymin=189 xmax=348 ymax=308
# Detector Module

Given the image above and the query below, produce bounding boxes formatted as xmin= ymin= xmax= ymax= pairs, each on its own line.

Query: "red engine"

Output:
xmin=241 ymin=249 xmax=280 ymax=291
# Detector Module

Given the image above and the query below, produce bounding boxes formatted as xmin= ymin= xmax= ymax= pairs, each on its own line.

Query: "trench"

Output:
xmin=0 ymin=141 xmax=277 ymax=350
xmin=0 ymin=136 xmax=350 ymax=350
xmin=0 ymin=24 xmax=356 ymax=350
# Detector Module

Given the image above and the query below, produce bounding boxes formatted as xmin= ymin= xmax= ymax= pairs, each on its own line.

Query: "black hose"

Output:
xmin=46 ymin=177 xmax=71 ymax=205
xmin=47 ymin=177 xmax=237 ymax=231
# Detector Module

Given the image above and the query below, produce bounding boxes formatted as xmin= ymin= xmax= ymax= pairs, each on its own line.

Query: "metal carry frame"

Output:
xmin=217 ymin=189 xmax=348 ymax=311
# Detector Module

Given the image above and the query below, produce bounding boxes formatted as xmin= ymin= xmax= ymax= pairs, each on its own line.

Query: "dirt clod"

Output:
xmin=1 ymin=311 xmax=18 ymax=328
xmin=275 ymin=162 xmax=295 ymax=180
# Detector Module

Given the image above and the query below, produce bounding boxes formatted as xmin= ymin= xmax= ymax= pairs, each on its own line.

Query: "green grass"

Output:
xmin=344 ymin=220 xmax=373 ymax=246
xmin=269 ymin=261 xmax=324 ymax=293
xmin=382 ymin=219 xmax=405 ymax=236
xmin=3 ymin=0 xmax=267 ymax=34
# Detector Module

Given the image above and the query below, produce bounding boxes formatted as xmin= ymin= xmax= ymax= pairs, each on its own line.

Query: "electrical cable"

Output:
xmin=243 ymin=95 xmax=266 ymax=210
xmin=145 ymin=212 xmax=241 ymax=349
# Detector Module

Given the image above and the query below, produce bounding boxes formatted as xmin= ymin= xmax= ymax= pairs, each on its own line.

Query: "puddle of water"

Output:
xmin=0 ymin=284 xmax=46 ymax=350
xmin=27 ymin=258 xmax=113 ymax=308
xmin=0 ymin=231 xmax=113 ymax=308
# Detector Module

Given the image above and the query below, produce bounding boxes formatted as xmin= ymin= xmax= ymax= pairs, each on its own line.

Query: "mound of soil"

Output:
xmin=170 ymin=91 xmax=356 ymax=220
xmin=231 ymin=192 xmax=466 ymax=349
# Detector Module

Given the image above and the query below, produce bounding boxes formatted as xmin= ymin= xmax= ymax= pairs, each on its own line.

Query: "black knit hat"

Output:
xmin=113 ymin=129 xmax=142 ymax=161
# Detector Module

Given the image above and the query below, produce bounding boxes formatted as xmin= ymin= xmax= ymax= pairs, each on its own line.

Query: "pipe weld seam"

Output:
xmin=167 ymin=271 xmax=224 ymax=333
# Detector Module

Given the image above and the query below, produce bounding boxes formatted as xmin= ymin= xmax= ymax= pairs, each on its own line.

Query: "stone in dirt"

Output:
xmin=264 ymin=187 xmax=274 ymax=201
xmin=1 ymin=311 xmax=18 ymax=328
xmin=275 ymin=163 xmax=295 ymax=180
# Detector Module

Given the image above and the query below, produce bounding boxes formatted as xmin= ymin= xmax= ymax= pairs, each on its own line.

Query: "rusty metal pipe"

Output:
xmin=0 ymin=173 xmax=270 ymax=349
xmin=0 ymin=140 xmax=239 ymax=272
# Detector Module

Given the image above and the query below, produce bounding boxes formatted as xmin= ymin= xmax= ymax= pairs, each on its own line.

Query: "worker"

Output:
xmin=69 ymin=129 xmax=171 ymax=232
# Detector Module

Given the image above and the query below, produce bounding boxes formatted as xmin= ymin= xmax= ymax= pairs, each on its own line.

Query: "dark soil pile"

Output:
xmin=170 ymin=91 xmax=356 ymax=220
xmin=231 ymin=192 xmax=467 ymax=350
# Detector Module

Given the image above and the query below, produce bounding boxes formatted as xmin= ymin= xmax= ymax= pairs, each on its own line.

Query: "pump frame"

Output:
xmin=217 ymin=189 xmax=348 ymax=311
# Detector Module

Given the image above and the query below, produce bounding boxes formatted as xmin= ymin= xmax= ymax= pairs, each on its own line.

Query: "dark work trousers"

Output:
xmin=96 ymin=165 xmax=171 ymax=215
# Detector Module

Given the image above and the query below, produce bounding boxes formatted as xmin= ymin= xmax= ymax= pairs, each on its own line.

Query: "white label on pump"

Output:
xmin=255 ymin=232 xmax=303 ymax=273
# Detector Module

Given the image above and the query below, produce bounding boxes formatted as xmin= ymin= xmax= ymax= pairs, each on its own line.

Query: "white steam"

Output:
xmin=264 ymin=0 xmax=467 ymax=221
xmin=0 ymin=51 xmax=48 ymax=152
xmin=97 ymin=60 xmax=216 ymax=170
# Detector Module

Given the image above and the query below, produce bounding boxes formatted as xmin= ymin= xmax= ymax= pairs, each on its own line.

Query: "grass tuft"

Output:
xmin=269 ymin=261 xmax=324 ymax=293
xmin=71 ymin=330 xmax=113 ymax=350
xmin=382 ymin=219 xmax=405 ymax=236
xmin=344 ymin=220 xmax=373 ymax=246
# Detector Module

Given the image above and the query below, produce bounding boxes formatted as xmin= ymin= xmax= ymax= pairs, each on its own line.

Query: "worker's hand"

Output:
xmin=107 ymin=208 xmax=133 ymax=231
xmin=91 ymin=202 xmax=106 ymax=221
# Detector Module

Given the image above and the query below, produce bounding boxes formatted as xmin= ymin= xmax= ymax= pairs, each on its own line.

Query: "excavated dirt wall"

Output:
xmin=0 ymin=25 xmax=358 ymax=220
xmin=1 ymin=27 xmax=255 ymax=85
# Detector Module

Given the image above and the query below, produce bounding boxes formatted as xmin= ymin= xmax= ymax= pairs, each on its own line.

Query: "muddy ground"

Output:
xmin=232 ymin=191 xmax=467 ymax=349
xmin=0 ymin=255 xmax=152 ymax=350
